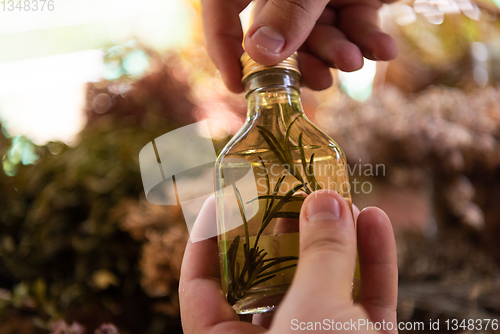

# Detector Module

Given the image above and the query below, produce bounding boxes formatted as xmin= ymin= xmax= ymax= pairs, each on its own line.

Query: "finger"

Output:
xmin=201 ymin=0 xmax=251 ymax=92
xmin=353 ymin=203 xmax=361 ymax=222
xmin=357 ymin=207 xmax=398 ymax=333
xmin=273 ymin=217 xmax=300 ymax=235
xmin=285 ymin=190 xmax=357 ymax=306
xmin=297 ymin=51 xmax=333 ymax=91
xmin=244 ymin=0 xmax=330 ymax=66
xmin=180 ymin=241 xmax=267 ymax=334
xmin=189 ymin=195 xmax=218 ymax=242
xmin=316 ymin=4 xmax=336 ymax=24
xmin=179 ymin=196 xmax=235 ymax=333
xmin=179 ymin=196 xmax=268 ymax=334
xmin=180 ymin=238 xmax=236 ymax=333
xmin=253 ymin=311 xmax=275 ymax=329
xmin=272 ymin=192 xmax=305 ymax=235
xmin=338 ymin=4 xmax=397 ymax=61
xmin=306 ymin=24 xmax=364 ymax=72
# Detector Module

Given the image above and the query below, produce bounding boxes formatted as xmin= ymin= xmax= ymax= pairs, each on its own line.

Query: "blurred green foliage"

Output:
xmin=0 ymin=44 xmax=198 ymax=333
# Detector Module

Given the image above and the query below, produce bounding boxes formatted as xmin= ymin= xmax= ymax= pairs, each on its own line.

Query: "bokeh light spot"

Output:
xmin=123 ymin=49 xmax=150 ymax=77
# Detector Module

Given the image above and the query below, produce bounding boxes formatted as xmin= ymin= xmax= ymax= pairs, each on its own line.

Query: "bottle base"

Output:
xmin=232 ymin=285 xmax=289 ymax=315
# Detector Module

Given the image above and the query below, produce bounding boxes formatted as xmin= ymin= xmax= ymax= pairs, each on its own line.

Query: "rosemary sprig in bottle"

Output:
xmin=225 ymin=119 xmax=321 ymax=305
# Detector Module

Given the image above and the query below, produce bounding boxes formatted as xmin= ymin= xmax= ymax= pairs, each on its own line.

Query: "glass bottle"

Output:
xmin=215 ymin=52 xmax=352 ymax=315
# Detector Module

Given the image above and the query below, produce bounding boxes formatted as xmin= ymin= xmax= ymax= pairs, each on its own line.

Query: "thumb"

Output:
xmin=244 ymin=0 xmax=329 ymax=65
xmin=287 ymin=190 xmax=357 ymax=305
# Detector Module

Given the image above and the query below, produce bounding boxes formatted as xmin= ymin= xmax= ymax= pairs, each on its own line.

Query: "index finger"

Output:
xmin=337 ymin=3 xmax=397 ymax=61
xmin=202 ymin=0 xmax=251 ymax=93
xmin=178 ymin=195 xmax=235 ymax=333
xmin=178 ymin=196 xmax=265 ymax=334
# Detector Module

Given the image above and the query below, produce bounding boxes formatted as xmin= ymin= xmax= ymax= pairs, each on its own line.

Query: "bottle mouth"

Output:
xmin=240 ymin=52 xmax=301 ymax=82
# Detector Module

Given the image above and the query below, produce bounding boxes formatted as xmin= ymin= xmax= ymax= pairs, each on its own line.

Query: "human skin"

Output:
xmin=179 ymin=190 xmax=398 ymax=333
xmin=202 ymin=0 xmax=398 ymax=92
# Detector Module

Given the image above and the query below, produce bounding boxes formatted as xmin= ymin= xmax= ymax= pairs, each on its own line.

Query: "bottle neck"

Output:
xmin=243 ymin=69 xmax=301 ymax=98
xmin=243 ymin=70 xmax=304 ymax=128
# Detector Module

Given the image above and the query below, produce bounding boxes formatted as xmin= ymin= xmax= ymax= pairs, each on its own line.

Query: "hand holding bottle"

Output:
xmin=202 ymin=0 xmax=398 ymax=93
xmin=179 ymin=190 xmax=398 ymax=333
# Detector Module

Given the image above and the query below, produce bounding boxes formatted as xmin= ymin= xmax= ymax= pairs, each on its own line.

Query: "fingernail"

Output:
xmin=306 ymin=195 xmax=341 ymax=222
xmin=251 ymin=26 xmax=285 ymax=54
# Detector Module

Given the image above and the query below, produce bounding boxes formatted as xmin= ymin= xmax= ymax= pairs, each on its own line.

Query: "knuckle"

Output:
xmin=270 ymin=0 xmax=310 ymax=15
xmin=301 ymin=233 xmax=352 ymax=256
xmin=284 ymin=0 xmax=309 ymax=13
xmin=362 ymin=297 xmax=398 ymax=312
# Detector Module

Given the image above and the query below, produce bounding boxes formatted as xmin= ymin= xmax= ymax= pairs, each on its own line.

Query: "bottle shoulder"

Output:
xmin=216 ymin=114 xmax=347 ymax=165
